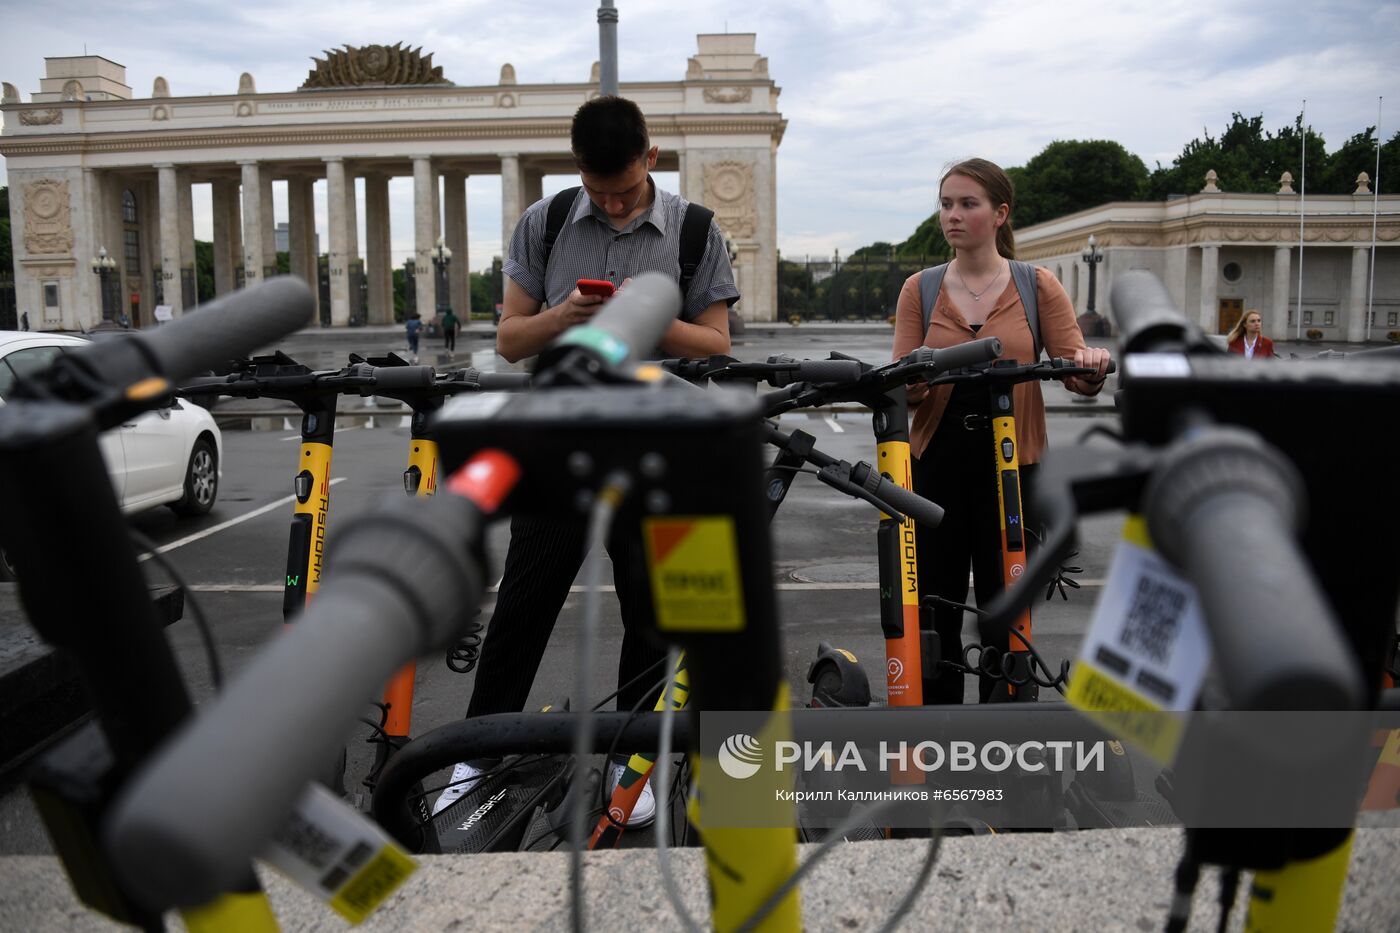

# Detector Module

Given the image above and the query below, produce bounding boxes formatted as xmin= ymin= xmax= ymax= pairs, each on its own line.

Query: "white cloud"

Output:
xmin=2 ymin=0 xmax=1396 ymax=265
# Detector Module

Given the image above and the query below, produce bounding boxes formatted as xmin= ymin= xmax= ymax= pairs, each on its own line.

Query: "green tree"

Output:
xmin=194 ymin=240 xmax=214 ymax=302
xmin=1011 ymin=140 xmax=1149 ymax=227
xmin=1144 ymin=113 xmax=1328 ymax=198
xmin=1316 ymin=128 xmax=1400 ymax=194
xmin=469 ymin=270 xmax=493 ymax=317
xmin=896 ymin=212 xmax=951 ymax=261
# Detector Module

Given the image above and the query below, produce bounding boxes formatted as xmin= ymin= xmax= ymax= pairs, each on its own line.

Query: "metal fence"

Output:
xmin=0 ymin=273 xmax=16 ymax=331
xmin=776 ymin=253 xmax=948 ymax=322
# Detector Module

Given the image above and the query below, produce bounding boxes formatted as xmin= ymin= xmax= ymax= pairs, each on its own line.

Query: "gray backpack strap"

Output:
xmin=1009 ymin=260 xmax=1041 ymax=360
xmin=919 ymin=264 xmax=949 ymax=341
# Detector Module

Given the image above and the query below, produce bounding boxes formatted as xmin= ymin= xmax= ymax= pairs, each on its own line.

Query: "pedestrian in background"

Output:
xmin=441 ymin=308 xmax=460 ymax=356
xmin=404 ymin=312 xmax=422 ymax=363
xmin=1226 ymin=309 xmax=1275 ymax=358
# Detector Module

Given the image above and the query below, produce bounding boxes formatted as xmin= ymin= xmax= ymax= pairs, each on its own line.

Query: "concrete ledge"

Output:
xmin=2 ymin=827 xmax=1396 ymax=931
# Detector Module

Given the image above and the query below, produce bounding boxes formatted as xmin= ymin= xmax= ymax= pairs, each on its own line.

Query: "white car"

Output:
xmin=0 ymin=330 xmax=223 ymax=524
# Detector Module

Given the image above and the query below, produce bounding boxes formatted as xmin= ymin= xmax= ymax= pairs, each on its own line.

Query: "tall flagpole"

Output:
xmin=1367 ymin=96 xmax=1382 ymax=342
xmin=1295 ymin=100 xmax=1307 ymax=341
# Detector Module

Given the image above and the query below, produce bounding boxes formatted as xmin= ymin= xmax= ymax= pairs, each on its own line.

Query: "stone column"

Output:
xmin=1199 ymin=244 xmax=1219 ymax=332
xmin=239 ymin=161 xmax=264 ymax=288
xmin=1347 ymin=246 xmax=1370 ymax=342
xmin=212 ymin=180 xmax=233 ymax=296
xmin=443 ymin=172 xmax=469 ymax=315
xmin=287 ymin=176 xmax=313 ymax=289
xmin=500 ymin=154 xmax=523 ymax=259
xmin=178 ymin=172 xmax=196 ymax=306
xmin=259 ymin=168 xmax=276 ymax=278
xmin=325 ymin=157 xmax=351 ymax=326
xmin=522 ymin=167 xmax=544 ymax=209
xmin=156 ymin=163 xmax=184 ymax=316
xmin=413 ymin=157 xmax=436 ymax=319
xmin=1271 ymin=245 xmax=1291 ymax=341
xmin=364 ymin=172 xmax=393 ymax=325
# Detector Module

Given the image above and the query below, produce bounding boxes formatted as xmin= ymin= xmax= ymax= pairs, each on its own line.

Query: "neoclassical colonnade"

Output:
xmin=1 ymin=34 xmax=786 ymax=330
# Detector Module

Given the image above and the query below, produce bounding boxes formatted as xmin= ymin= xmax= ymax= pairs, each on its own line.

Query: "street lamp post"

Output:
xmin=431 ymin=238 xmax=452 ymax=317
xmin=90 ymin=247 xmax=118 ymax=325
xmin=1079 ymin=234 xmax=1107 ymax=337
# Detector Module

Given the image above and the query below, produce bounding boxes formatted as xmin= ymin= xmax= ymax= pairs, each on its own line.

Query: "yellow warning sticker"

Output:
xmin=1067 ymin=660 xmax=1183 ymax=764
xmin=329 ymin=845 xmax=417 ymax=925
xmin=644 ymin=516 xmax=745 ymax=632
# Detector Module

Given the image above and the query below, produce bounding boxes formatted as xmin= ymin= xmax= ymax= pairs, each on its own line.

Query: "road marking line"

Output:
xmin=281 ymin=426 xmax=361 ymax=442
xmin=823 ymin=416 xmax=845 ymax=434
xmin=140 ymin=477 xmax=349 ymax=558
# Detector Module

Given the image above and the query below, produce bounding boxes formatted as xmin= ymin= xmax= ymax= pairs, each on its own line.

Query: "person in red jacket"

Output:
xmin=1226 ymin=308 xmax=1275 ymax=358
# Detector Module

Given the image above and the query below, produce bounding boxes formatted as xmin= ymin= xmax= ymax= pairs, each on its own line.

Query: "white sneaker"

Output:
xmin=432 ymin=761 xmax=485 ymax=816
xmin=606 ymin=760 xmax=656 ymax=828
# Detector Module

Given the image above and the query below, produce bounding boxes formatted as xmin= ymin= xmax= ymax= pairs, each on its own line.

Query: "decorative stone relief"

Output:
xmin=1202 ymin=169 xmax=1220 ymax=193
xmin=497 ymin=92 xmax=516 ymax=108
xmin=704 ymin=86 xmax=752 ymax=104
xmin=499 ymin=64 xmax=516 ymax=85
xmin=1278 ymin=172 xmax=1294 ymax=194
xmin=301 ymin=44 xmax=449 ymax=89
xmin=61 ymin=80 xmax=83 ymax=101
xmin=236 ymin=102 xmax=253 ymax=117
xmin=238 ymin=73 xmax=256 ymax=95
xmin=153 ymin=105 xmax=169 ymax=121
xmin=2 ymin=82 xmax=20 ymax=104
xmin=153 ymin=76 xmax=170 ymax=97
xmin=1355 ymin=172 xmax=1372 ymax=195
xmin=18 ymin=109 xmax=63 ymax=126
xmin=23 ymin=179 xmax=74 ymax=255
xmin=703 ymin=161 xmax=757 ymax=239
xmin=590 ymin=61 xmax=600 ymax=84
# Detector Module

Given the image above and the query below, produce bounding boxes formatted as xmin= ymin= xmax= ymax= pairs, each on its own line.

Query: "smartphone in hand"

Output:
xmin=576 ymin=278 xmax=616 ymax=298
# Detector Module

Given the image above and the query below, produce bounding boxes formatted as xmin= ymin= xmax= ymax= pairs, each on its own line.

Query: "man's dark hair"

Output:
xmin=571 ymin=96 xmax=650 ymax=177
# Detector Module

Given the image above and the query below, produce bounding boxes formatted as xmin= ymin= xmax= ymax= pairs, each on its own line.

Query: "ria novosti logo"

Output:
xmin=718 ymin=733 xmax=764 ymax=779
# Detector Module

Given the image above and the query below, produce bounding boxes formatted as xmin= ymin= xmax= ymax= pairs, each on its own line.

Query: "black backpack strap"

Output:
xmin=919 ymin=263 xmax=950 ymax=341
xmin=678 ymin=202 xmax=715 ymax=299
xmin=1008 ymin=260 xmax=1041 ymax=360
xmin=542 ymin=186 xmax=581 ymax=271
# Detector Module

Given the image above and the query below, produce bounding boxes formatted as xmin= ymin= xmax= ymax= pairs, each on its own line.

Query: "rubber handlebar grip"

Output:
xmin=91 ymin=277 xmax=312 ymax=389
xmin=106 ymin=493 xmax=486 ymax=910
xmin=927 ymin=336 xmax=1004 ymax=371
xmin=371 ymin=365 xmax=435 ymax=389
xmin=541 ymin=272 xmax=680 ymax=371
xmin=1143 ymin=427 xmax=1363 ymax=711
xmin=852 ymin=462 xmax=944 ymax=527
xmin=1109 ymin=270 xmax=1203 ymax=354
xmin=176 ymin=376 xmax=232 ymax=394
xmin=475 ymin=371 xmax=532 ymax=390
xmin=795 ymin=359 xmax=864 ymax=383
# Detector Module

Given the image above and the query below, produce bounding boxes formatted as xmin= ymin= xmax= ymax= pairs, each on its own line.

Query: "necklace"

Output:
xmin=955 ymin=260 xmax=1004 ymax=301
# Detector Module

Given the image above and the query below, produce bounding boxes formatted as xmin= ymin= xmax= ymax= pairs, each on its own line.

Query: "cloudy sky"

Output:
xmin=1 ymin=0 xmax=1396 ymax=273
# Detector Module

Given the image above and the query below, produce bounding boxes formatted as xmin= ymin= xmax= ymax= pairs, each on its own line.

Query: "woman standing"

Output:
xmin=1226 ymin=309 xmax=1275 ymax=358
xmin=892 ymin=158 xmax=1110 ymax=703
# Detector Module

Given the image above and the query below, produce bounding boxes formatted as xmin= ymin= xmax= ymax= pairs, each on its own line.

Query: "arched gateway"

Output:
xmin=1 ymin=34 xmax=785 ymax=330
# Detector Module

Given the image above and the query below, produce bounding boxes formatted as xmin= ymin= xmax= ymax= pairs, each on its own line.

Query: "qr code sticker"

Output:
xmin=273 ymin=811 xmax=341 ymax=871
xmin=1119 ymin=575 xmax=1187 ymax=666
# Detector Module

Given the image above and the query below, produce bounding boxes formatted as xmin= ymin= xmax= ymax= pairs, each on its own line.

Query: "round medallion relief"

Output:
xmin=30 ymin=188 xmax=61 ymax=219
xmin=712 ymin=167 xmax=745 ymax=202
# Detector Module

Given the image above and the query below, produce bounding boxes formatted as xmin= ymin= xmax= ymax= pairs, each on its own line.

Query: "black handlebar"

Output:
xmin=1109 ymin=270 xmax=1213 ymax=355
xmin=899 ymin=336 xmax=1004 ymax=372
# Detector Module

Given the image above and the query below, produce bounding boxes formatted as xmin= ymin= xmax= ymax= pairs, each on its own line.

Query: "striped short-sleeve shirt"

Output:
xmin=502 ymin=180 xmax=739 ymax=322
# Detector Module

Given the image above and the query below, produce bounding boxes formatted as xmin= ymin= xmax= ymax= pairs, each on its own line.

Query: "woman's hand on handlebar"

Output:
xmin=1065 ymin=346 xmax=1111 ymax=396
xmin=906 ymin=380 xmax=929 ymax=405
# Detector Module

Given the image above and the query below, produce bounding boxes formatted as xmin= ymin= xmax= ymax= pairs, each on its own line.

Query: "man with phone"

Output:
xmin=434 ymin=96 xmax=739 ymax=826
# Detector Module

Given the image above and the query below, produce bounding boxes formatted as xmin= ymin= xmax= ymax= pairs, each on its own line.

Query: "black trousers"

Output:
xmin=912 ymin=416 xmax=1039 ymax=704
xmin=444 ymin=328 xmax=456 ymax=352
xmin=465 ymin=513 xmax=665 ymax=718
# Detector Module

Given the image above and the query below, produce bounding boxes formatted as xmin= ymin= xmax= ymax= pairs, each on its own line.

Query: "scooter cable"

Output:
xmin=128 ymin=527 xmax=223 ymax=692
